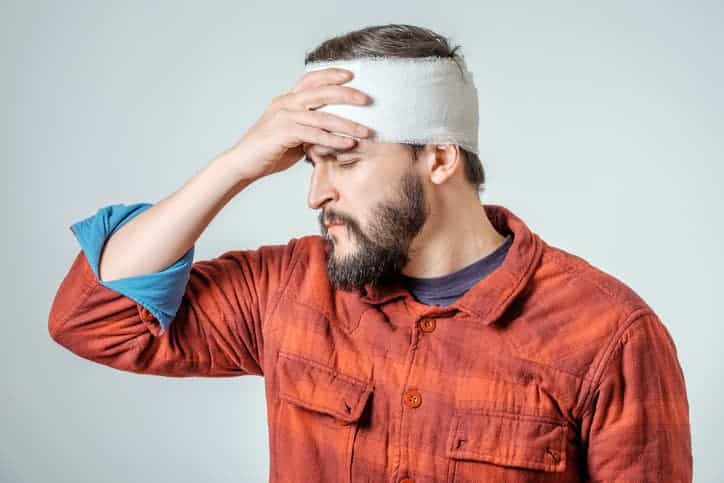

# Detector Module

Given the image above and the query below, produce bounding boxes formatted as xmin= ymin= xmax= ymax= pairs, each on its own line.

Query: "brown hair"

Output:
xmin=305 ymin=24 xmax=486 ymax=194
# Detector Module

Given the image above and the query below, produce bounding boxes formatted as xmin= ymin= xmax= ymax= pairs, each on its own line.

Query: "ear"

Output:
xmin=428 ymin=144 xmax=461 ymax=185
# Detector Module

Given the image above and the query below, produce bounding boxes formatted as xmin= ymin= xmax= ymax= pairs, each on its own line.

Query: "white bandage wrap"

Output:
xmin=303 ymin=56 xmax=480 ymax=155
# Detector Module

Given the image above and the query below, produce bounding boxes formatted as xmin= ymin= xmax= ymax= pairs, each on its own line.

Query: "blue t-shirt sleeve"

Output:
xmin=68 ymin=202 xmax=195 ymax=335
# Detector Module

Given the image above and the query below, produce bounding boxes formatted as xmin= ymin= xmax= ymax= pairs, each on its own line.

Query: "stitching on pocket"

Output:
xmin=447 ymin=409 xmax=568 ymax=473
xmin=278 ymin=349 xmax=371 ymax=388
xmin=276 ymin=349 xmax=372 ymax=422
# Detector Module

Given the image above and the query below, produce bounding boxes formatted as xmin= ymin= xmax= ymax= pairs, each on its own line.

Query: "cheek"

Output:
xmin=338 ymin=162 xmax=399 ymax=223
xmin=341 ymin=167 xmax=388 ymax=203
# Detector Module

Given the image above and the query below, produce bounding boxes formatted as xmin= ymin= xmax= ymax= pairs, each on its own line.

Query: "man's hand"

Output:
xmin=226 ymin=67 xmax=374 ymax=181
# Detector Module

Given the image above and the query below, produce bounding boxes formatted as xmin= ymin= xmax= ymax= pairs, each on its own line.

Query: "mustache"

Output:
xmin=319 ymin=209 xmax=353 ymax=226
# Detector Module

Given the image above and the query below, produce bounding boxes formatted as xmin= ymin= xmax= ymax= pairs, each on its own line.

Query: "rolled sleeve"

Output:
xmin=68 ymin=202 xmax=194 ymax=335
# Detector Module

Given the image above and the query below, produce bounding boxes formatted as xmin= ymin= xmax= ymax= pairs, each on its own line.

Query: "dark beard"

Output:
xmin=318 ymin=168 xmax=428 ymax=292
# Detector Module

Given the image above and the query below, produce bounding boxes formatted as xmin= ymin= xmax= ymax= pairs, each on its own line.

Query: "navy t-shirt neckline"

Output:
xmin=398 ymin=233 xmax=514 ymax=306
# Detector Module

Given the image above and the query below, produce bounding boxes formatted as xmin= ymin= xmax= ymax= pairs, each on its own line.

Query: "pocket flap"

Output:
xmin=277 ymin=350 xmax=373 ymax=424
xmin=446 ymin=409 xmax=568 ymax=472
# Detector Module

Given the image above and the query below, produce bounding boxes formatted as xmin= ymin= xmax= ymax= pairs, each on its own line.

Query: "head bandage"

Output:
xmin=303 ymin=56 xmax=480 ymax=155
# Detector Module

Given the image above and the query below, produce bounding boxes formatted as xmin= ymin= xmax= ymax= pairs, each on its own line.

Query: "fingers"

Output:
xmin=288 ymin=110 xmax=372 ymax=139
xmin=306 ymin=84 xmax=370 ymax=111
xmin=267 ymin=67 xmax=373 ymax=154
xmin=282 ymin=68 xmax=371 ymax=111
xmin=282 ymin=84 xmax=370 ymax=112
xmin=290 ymin=124 xmax=358 ymax=150
xmin=290 ymin=67 xmax=353 ymax=94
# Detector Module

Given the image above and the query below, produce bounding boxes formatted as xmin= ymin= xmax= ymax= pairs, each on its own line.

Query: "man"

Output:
xmin=48 ymin=24 xmax=692 ymax=482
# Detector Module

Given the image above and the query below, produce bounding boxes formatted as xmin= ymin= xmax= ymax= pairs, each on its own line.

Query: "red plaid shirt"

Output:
xmin=49 ymin=203 xmax=692 ymax=482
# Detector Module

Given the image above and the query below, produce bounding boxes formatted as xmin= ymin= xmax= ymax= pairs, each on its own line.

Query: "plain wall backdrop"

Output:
xmin=2 ymin=1 xmax=722 ymax=481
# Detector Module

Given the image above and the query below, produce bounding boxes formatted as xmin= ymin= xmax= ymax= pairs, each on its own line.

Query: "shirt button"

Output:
xmin=402 ymin=389 xmax=422 ymax=408
xmin=418 ymin=318 xmax=436 ymax=333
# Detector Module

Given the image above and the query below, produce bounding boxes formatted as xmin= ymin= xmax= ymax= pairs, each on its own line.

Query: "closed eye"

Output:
xmin=303 ymin=156 xmax=360 ymax=168
xmin=338 ymin=159 xmax=360 ymax=169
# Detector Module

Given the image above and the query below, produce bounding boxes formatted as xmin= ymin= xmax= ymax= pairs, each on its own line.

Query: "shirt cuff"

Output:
xmin=68 ymin=202 xmax=195 ymax=335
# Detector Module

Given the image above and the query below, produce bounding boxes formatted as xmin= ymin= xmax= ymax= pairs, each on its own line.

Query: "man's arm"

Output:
xmin=66 ymin=202 xmax=195 ymax=335
xmin=580 ymin=311 xmax=692 ymax=481
xmin=96 ymin=152 xmax=255 ymax=283
xmin=48 ymin=66 xmax=372 ymax=376
xmin=48 ymin=237 xmax=301 ymax=377
xmin=47 ymin=145 xmax=297 ymax=377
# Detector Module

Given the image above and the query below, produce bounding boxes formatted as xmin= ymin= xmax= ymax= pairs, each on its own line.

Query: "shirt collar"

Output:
xmin=359 ymin=203 xmax=544 ymax=325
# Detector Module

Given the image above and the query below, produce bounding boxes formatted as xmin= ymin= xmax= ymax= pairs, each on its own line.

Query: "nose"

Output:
xmin=307 ymin=158 xmax=338 ymax=210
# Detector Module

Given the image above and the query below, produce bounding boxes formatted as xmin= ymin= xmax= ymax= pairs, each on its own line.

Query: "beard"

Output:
xmin=318 ymin=167 xmax=429 ymax=292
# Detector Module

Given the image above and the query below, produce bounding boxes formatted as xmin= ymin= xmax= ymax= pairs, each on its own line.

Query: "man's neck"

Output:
xmin=401 ymin=202 xmax=506 ymax=279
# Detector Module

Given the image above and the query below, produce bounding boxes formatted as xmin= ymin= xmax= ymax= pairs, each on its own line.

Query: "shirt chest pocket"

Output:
xmin=446 ymin=409 xmax=569 ymax=482
xmin=272 ymin=350 xmax=373 ymax=483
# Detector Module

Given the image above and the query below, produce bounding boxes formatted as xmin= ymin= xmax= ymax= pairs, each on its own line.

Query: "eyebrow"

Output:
xmin=303 ymin=146 xmax=362 ymax=165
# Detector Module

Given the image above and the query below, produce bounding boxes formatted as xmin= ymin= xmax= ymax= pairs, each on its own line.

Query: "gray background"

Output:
xmin=2 ymin=1 xmax=722 ymax=481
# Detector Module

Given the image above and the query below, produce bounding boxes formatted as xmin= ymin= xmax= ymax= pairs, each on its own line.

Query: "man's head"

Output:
xmin=303 ymin=24 xmax=486 ymax=292
xmin=305 ymin=140 xmax=427 ymax=291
